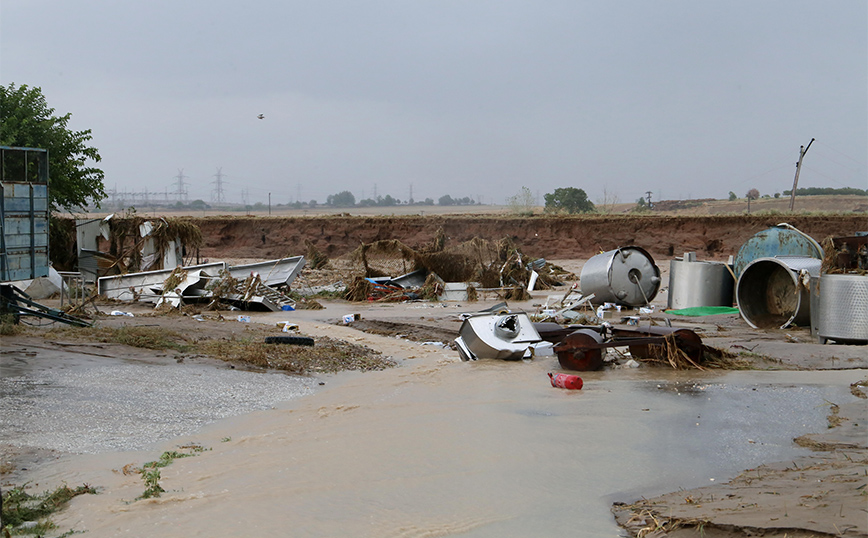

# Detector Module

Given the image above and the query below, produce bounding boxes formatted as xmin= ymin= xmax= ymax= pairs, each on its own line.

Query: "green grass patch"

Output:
xmin=2 ymin=483 xmax=97 ymax=535
xmin=134 ymin=444 xmax=206 ymax=500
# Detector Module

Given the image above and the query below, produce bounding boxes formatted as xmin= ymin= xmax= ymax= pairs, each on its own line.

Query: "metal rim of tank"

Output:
xmin=736 ymin=256 xmax=818 ymax=329
xmin=733 ymin=223 xmax=824 ymax=278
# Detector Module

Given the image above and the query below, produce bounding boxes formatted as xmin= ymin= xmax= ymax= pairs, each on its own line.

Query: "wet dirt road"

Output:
xmin=4 ymin=334 xmax=861 ymax=538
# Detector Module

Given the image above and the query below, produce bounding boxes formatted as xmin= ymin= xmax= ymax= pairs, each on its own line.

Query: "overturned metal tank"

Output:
xmin=455 ymin=312 xmax=542 ymax=361
xmin=816 ymin=273 xmax=868 ymax=344
xmin=580 ymin=247 xmax=660 ymax=307
xmin=733 ymin=223 xmax=823 ymax=278
xmin=736 ymin=256 xmax=821 ymax=329
xmin=667 ymin=252 xmax=734 ymax=309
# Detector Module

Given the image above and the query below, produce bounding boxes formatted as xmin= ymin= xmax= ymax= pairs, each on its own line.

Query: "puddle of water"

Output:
xmin=20 ymin=354 xmax=858 ymax=538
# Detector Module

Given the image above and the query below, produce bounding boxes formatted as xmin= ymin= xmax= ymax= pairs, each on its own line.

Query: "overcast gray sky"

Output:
xmin=2 ymin=1 xmax=866 ymax=207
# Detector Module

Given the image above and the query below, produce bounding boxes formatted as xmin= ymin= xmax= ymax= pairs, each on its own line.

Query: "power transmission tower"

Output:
xmin=408 ymin=183 xmax=414 ymax=204
xmin=645 ymin=191 xmax=653 ymax=208
xmin=173 ymin=169 xmax=189 ymax=203
xmin=212 ymin=168 xmax=226 ymax=204
xmin=788 ymin=138 xmax=815 ymax=211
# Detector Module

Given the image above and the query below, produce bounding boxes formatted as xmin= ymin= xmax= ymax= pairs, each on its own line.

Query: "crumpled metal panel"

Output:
xmin=455 ymin=312 xmax=541 ymax=361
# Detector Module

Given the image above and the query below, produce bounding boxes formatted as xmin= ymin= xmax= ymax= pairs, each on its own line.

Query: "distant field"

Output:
xmin=75 ymin=194 xmax=866 ymax=219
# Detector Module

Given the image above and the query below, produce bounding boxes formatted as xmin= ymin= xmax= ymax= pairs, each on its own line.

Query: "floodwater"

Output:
xmin=3 ymin=341 xmax=861 ymax=538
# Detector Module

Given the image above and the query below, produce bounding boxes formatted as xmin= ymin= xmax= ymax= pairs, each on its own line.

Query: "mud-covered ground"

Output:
xmin=8 ymin=213 xmax=868 ymax=537
xmin=187 ymin=214 xmax=861 ymax=262
xmin=6 ymin=279 xmax=867 ymax=537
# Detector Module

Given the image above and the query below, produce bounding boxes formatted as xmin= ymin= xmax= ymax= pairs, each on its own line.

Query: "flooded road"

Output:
xmin=4 ymin=340 xmax=860 ymax=538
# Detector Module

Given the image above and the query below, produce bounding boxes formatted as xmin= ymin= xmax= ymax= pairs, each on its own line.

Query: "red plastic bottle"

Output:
xmin=548 ymin=372 xmax=583 ymax=390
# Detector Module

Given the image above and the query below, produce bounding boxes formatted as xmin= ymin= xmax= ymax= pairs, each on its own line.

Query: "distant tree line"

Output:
xmin=324 ymin=190 xmax=478 ymax=207
xmin=782 ymin=187 xmax=867 ymax=196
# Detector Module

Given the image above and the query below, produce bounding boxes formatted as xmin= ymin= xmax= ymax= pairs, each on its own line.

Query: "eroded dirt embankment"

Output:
xmin=194 ymin=214 xmax=863 ymax=261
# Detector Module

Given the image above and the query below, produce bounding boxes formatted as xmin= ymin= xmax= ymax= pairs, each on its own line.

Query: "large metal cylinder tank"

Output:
xmin=736 ymin=256 xmax=821 ymax=329
xmin=817 ymin=274 xmax=868 ymax=344
xmin=580 ymin=246 xmax=660 ymax=307
xmin=667 ymin=255 xmax=735 ymax=309
xmin=733 ymin=223 xmax=823 ymax=278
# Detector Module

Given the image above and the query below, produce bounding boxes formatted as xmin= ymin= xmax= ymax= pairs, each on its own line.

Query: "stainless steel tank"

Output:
xmin=817 ymin=274 xmax=868 ymax=344
xmin=667 ymin=255 xmax=735 ymax=309
xmin=580 ymin=246 xmax=660 ymax=307
xmin=736 ymin=256 xmax=821 ymax=329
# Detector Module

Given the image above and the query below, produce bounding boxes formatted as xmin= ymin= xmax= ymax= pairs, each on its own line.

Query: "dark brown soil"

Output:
xmin=192 ymin=214 xmax=863 ymax=263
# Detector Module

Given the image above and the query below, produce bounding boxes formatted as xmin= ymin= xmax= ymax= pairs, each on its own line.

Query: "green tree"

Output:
xmin=0 ymin=83 xmax=105 ymax=211
xmin=326 ymin=190 xmax=355 ymax=207
xmin=728 ymin=191 xmax=737 ymax=201
xmin=438 ymin=194 xmax=455 ymax=206
xmin=543 ymin=187 xmax=595 ymax=214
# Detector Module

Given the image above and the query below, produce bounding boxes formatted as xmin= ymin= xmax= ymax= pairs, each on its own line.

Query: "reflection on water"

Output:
xmin=14 ymin=353 xmax=860 ymax=538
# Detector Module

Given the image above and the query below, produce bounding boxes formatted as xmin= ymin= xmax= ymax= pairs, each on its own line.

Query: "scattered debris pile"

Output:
xmin=331 ymin=232 xmax=575 ymax=303
xmin=76 ymin=212 xmax=203 ymax=284
xmin=98 ymin=257 xmax=307 ymax=312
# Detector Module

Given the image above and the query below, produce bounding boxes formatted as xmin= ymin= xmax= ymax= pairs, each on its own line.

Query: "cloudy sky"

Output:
xmin=2 ymin=1 xmax=865 ymax=207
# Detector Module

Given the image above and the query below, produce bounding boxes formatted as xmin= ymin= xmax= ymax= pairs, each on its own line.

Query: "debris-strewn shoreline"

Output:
xmin=612 ymin=397 xmax=867 ymax=538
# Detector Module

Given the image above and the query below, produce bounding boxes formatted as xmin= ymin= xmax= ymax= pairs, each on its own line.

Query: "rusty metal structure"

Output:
xmin=534 ymin=322 xmax=704 ymax=371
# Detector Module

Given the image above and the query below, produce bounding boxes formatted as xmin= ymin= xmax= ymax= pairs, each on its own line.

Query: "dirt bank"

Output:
xmin=193 ymin=214 xmax=864 ymax=261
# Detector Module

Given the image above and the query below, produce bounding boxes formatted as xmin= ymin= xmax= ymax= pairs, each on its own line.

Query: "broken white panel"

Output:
xmin=99 ymin=214 xmax=113 ymax=241
xmin=75 ymin=219 xmax=103 ymax=254
xmin=140 ymin=236 xmax=158 ymax=271
xmin=227 ymin=256 xmax=306 ymax=288
xmin=528 ymin=270 xmax=539 ymax=292
xmin=163 ymin=239 xmax=182 ymax=268
xmin=98 ymin=262 xmax=226 ymax=303
xmin=139 ymin=220 xmax=154 ymax=237
xmin=439 ymin=282 xmax=481 ymax=302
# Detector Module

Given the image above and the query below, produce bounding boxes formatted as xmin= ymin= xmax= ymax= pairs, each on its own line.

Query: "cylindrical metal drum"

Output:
xmin=668 ymin=258 xmax=734 ymax=309
xmin=736 ymin=256 xmax=821 ymax=329
xmin=817 ymin=274 xmax=868 ymax=344
xmin=580 ymin=247 xmax=660 ymax=307
xmin=733 ymin=224 xmax=823 ymax=278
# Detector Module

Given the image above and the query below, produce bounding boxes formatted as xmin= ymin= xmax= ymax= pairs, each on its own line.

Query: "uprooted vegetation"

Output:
xmin=30 ymin=324 xmax=395 ymax=375
xmin=307 ymin=232 xmax=576 ymax=303
xmin=1 ymin=483 xmax=98 ymax=536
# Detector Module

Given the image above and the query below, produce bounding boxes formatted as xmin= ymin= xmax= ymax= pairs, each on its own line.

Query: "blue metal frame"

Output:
xmin=0 ymin=146 xmax=50 ymax=282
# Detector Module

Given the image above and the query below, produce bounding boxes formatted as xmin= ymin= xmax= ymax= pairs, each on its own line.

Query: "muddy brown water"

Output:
xmin=6 ymin=339 xmax=859 ymax=538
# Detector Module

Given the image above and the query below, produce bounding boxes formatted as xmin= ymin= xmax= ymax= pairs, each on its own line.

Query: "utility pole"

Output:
xmin=268 ymin=192 xmax=271 ymax=215
xmin=788 ymin=138 xmax=815 ymax=211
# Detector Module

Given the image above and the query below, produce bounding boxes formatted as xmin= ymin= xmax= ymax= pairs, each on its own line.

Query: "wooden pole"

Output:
xmin=788 ymin=138 xmax=815 ymax=211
